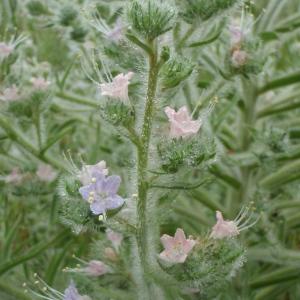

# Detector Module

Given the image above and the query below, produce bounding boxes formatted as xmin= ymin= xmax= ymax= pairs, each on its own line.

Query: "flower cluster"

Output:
xmin=159 ymin=207 xmax=257 ymax=266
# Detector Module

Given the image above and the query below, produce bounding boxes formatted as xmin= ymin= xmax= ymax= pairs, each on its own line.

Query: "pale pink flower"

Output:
xmin=106 ymin=19 xmax=124 ymax=42
xmin=100 ymin=72 xmax=134 ymax=102
xmin=0 ymin=42 xmax=14 ymax=58
xmin=31 ymin=77 xmax=51 ymax=90
xmin=0 ymin=85 xmax=19 ymax=102
xmin=210 ymin=211 xmax=239 ymax=239
xmin=88 ymin=15 xmax=124 ymax=43
xmin=159 ymin=228 xmax=196 ymax=264
xmin=106 ymin=229 xmax=123 ymax=250
xmin=164 ymin=106 xmax=202 ymax=139
xmin=5 ymin=167 xmax=23 ymax=184
xmin=210 ymin=208 xmax=258 ymax=239
xmin=78 ymin=160 xmax=108 ymax=185
xmin=231 ymin=50 xmax=248 ymax=67
xmin=82 ymin=260 xmax=108 ymax=277
xmin=36 ymin=164 xmax=57 ymax=182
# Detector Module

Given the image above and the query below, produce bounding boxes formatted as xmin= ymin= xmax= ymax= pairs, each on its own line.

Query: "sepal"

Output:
xmin=157 ymin=136 xmax=216 ymax=173
xmin=127 ymin=0 xmax=176 ymax=41
xmin=160 ymin=55 xmax=194 ymax=89
xmin=101 ymin=102 xmax=135 ymax=127
xmin=177 ymin=0 xmax=239 ymax=23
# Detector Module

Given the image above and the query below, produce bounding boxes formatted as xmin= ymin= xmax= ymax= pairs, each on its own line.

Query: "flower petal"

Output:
xmin=216 ymin=211 xmax=224 ymax=222
xmin=105 ymin=195 xmax=124 ymax=211
xmin=90 ymin=201 xmax=105 ymax=215
xmin=164 ymin=106 xmax=175 ymax=120
xmin=104 ymin=175 xmax=121 ymax=195
xmin=64 ymin=281 xmax=81 ymax=300
xmin=182 ymin=239 xmax=196 ymax=253
xmin=176 ymin=106 xmax=189 ymax=122
xmin=79 ymin=184 xmax=94 ymax=201
xmin=174 ymin=228 xmax=186 ymax=243
xmin=160 ymin=234 xmax=174 ymax=250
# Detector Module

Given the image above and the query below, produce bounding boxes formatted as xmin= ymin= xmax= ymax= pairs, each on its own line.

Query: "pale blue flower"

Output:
xmin=79 ymin=173 xmax=124 ymax=215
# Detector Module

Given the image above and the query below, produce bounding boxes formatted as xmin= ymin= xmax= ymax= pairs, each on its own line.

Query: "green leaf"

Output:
xmin=187 ymin=189 xmax=222 ymax=212
xmin=188 ymin=23 xmax=223 ymax=47
xmin=259 ymin=31 xmax=278 ymax=41
xmin=209 ymin=164 xmax=242 ymax=189
xmin=55 ymin=91 xmax=99 ymax=108
xmin=260 ymin=159 xmax=300 ymax=189
xmin=258 ymin=71 xmax=300 ymax=94
xmin=250 ymin=267 xmax=300 ymax=288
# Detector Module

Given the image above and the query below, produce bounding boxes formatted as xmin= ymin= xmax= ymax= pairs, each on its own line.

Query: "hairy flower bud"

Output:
xmin=160 ymin=56 xmax=193 ymax=89
xmin=26 ymin=0 xmax=49 ymax=16
xmin=60 ymin=6 xmax=78 ymax=26
xmin=178 ymin=0 xmax=238 ymax=23
xmin=102 ymin=102 xmax=135 ymax=127
xmin=128 ymin=0 xmax=176 ymax=41
xmin=158 ymin=136 xmax=216 ymax=173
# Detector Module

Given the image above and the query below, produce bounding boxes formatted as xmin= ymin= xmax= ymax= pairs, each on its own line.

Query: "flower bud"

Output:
xmin=157 ymin=135 xmax=216 ymax=173
xmin=26 ymin=0 xmax=49 ymax=16
xmin=70 ymin=25 xmax=88 ymax=42
xmin=60 ymin=6 xmax=78 ymax=26
xmin=101 ymin=102 xmax=135 ymax=127
xmin=160 ymin=56 xmax=193 ymax=89
xmin=127 ymin=0 xmax=176 ymax=41
xmin=178 ymin=0 xmax=238 ymax=23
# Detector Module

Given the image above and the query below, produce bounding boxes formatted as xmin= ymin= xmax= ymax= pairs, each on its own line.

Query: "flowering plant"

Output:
xmin=0 ymin=1 xmax=299 ymax=300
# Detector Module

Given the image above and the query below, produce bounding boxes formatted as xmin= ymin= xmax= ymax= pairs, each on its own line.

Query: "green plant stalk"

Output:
xmin=136 ymin=40 xmax=159 ymax=295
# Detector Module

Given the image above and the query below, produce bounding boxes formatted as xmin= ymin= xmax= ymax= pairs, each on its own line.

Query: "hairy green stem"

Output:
xmin=136 ymin=41 xmax=159 ymax=295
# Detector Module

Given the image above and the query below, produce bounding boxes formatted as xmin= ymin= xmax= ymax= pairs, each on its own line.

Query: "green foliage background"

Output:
xmin=0 ymin=0 xmax=300 ymax=299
